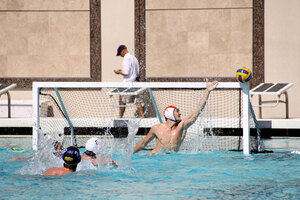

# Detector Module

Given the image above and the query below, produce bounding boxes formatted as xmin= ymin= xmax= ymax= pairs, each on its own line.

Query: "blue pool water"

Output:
xmin=1 ymin=138 xmax=300 ymax=200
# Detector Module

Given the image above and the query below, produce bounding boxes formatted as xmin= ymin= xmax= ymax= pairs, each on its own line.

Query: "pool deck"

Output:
xmin=257 ymin=118 xmax=300 ymax=129
xmin=0 ymin=117 xmax=300 ymax=129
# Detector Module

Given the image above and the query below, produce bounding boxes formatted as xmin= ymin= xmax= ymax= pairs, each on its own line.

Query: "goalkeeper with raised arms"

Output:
xmin=133 ymin=79 xmax=218 ymax=155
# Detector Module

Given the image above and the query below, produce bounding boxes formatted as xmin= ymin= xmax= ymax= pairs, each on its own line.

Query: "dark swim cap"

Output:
xmin=62 ymin=146 xmax=81 ymax=164
xmin=53 ymin=141 xmax=61 ymax=150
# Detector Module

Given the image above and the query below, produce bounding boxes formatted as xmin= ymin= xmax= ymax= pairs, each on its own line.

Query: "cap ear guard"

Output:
xmin=164 ymin=105 xmax=177 ymax=121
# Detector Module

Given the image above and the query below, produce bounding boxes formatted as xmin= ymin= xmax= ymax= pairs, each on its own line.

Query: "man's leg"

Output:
xmin=136 ymin=103 xmax=144 ymax=118
xmin=135 ymin=94 xmax=144 ymax=117
xmin=120 ymin=104 xmax=126 ymax=118
xmin=119 ymin=96 xmax=127 ymax=118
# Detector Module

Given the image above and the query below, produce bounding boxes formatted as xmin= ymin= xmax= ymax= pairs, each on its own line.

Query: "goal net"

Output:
xmin=32 ymin=82 xmax=261 ymax=154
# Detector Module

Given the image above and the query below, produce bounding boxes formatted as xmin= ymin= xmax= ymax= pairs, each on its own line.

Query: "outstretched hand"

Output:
xmin=206 ymin=79 xmax=218 ymax=92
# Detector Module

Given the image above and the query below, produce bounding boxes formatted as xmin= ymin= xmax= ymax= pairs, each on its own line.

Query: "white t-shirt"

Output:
xmin=122 ymin=53 xmax=140 ymax=82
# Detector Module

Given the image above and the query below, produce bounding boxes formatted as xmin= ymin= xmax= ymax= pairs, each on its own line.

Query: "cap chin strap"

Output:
xmin=84 ymin=150 xmax=96 ymax=159
xmin=167 ymin=116 xmax=178 ymax=122
xmin=174 ymin=119 xmax=181 ymax=123
xmin=169 ymin=118 xmax=181 ymax=124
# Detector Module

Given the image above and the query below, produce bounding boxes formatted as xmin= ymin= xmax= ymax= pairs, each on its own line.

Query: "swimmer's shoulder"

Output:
xmin=81 ymin=154 xmax=97 ymax=163
xmin=81 ymin=154 xmax=89 ymax=161
xmin=43 ymin=167 xmax=61 ymax=176
xmin=43 ymin=167 xmax=71 ymax=176
xmin=152 ymin=122 xmax=167 ymax=130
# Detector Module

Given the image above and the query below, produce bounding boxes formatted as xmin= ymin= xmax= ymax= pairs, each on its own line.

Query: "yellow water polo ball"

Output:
xmin=236 ymin=67 xmax=252 ymax=83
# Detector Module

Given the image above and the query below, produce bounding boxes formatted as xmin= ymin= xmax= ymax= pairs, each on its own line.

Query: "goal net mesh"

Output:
xmin=36 ymin=84 xmax=261 ymax=153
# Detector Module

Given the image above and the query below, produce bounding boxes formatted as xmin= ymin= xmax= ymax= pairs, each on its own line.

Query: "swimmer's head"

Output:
xmin=62 ymin=146 xmax=81 ymax=165
xmin=164 ymin=105 xmax=179 ymax=122
xmin=53 ymin=141 xmax=64 ymax=157
xmin=53 ymin=141 xmax=63 ymax=150
xmin=85 ymin=137 xmax=101 ymax=153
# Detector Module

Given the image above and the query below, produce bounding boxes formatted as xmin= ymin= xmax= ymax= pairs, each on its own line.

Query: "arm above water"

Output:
xmin=103 ymin=158 xmax=119 ymax=167
xmin=182 ymin=79 xmax=218 ymax=129
xmin=133 ymin=126 xmax=157 ymax=153
xmin=98 ymin=155 xmax=119 ymax=167
xmin=8 ymin=153 xmax=34 ymax=161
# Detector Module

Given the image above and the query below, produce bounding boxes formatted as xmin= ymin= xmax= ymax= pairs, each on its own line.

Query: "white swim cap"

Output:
xmin=291 ymin=150 xmax=300 ymax=154
xmin=85 ymin=137 xmax=100 ymax=153
xmin=163 ymin=105 xmax=177 ymax=121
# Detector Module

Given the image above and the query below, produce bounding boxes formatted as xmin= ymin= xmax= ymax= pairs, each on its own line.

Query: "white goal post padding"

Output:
xmin=32 ymin=81 xmax=251 ymax=154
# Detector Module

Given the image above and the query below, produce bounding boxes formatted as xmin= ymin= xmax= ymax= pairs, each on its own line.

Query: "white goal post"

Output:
xmin=32 ymin=81 xmax=251 ymax=154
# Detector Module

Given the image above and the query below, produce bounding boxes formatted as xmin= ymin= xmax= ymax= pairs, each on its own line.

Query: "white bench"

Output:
xmin=108 ymin=87 xmax=146 ymax=96
xmin=108 ymin=87 xmax=146 ymax=106
xmin=0 ymin=84 xmax=17 ymax=118
xmin=250 ymin=83 xmax=293 ymax=118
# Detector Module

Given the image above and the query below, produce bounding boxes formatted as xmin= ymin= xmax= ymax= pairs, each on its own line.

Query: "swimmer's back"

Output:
xmin=43 ymin=167 xmax=73 ymax=176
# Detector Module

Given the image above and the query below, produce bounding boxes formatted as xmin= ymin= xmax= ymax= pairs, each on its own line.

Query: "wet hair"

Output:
xmin=84 ymin=150 xmax=97 ymax=159
xmin=63 ymin=163 xmax=78 ymax=172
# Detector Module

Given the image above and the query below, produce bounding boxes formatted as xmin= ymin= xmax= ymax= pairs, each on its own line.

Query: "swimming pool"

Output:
xmin=1 ymin=137 xmax=300 ymax=200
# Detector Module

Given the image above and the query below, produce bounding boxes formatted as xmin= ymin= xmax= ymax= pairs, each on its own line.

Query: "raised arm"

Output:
xmin=133 ymin=127 xmax=156 ymax=153
xmin=182 ymin=79 xmax=218 ymax=129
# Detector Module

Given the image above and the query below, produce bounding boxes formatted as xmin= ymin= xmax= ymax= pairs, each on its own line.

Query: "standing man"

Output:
xmin=133 ymin=79 xmax=218 ymax=155
xmin=114 ymin=45 xmax=144 ymax=118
